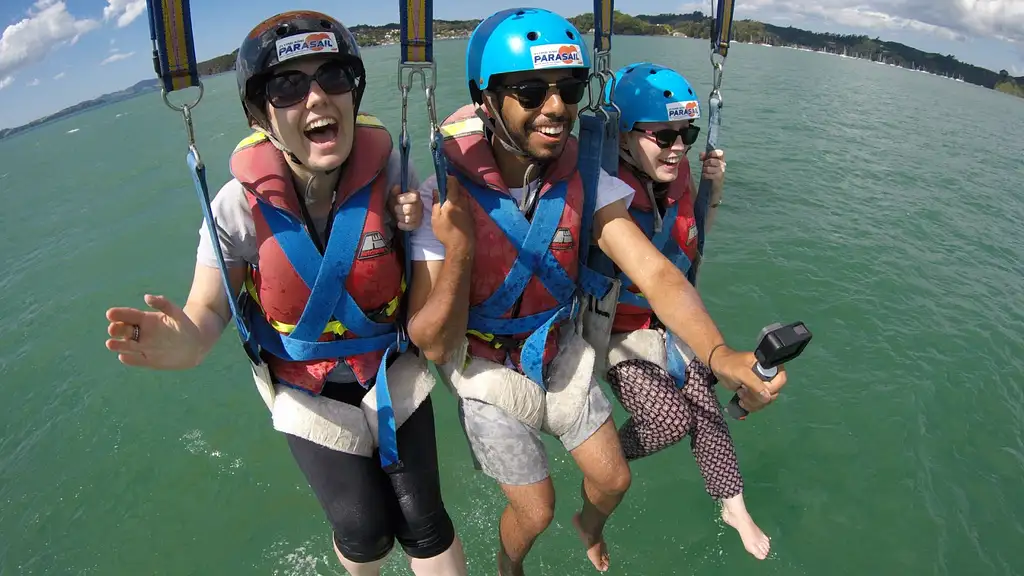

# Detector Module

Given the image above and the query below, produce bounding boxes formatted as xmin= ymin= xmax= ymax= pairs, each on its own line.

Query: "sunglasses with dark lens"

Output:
xmin=499 ymin=77 xmax=588 ymax=109
xmin=264 ymin=62 xmax=358 ymax=109
xmin=634 ymin=125 xmax=701 ymax=149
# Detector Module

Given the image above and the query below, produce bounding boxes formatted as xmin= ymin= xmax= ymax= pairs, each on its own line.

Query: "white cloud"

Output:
xmin=53 ymin=71 xmax=65 ymax=80
xmin=0 ymin=76 xmax=13 ymax=90
xmin=724 ymin=0 xmax=1024 ymax=44
xmin=0 ymin=1 xmax=99 ymax=78
xmin=101 ymin=50 xmax=134 ymax=65
xmin=27 ymin=78 xmax=39 ymax=86
xmin=103 ymin=0 xmax=146 ymax=28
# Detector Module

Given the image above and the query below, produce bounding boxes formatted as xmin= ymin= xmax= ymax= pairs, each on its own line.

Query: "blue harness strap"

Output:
xmin=255 ymin=186 xmax=393 ymax=342
xmin=612 ymin=203 xmax=692 ymax=309
xmin=148 ymin=0 xmax=403 ymax=469
xmin=691 ymin=0 xmax=735 ymax=285
xmin=466 ymin=183 xmax=576 ymax=315
xmin=188 ymin=152 xmax=260 ymax=362
xmin=664 ymin=331 xmax=690 ymax=388
xmin=398 ymin=0 xmax=447 ymax=294
xmin=251 ymin=183 xmax=405 ymax=471
xmin=460 ymin=177 xmax=587 ymax=386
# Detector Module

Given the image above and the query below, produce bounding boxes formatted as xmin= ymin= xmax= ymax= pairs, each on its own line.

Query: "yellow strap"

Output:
xmin=246 ymin=273 xmax=405 ymax=336
xmin=155 ymin=0 xmax=200 ymax=92
xmin=234 ymin=131 xmax=268 ymax=152
xmin=356 ymin=113 xmax=385 ymax=128
xmin=401 ymin=0 xmax=429 ymax=63
xmin=439 ymin=117 xmax=485 ymax=139
xmin=466 ymin=329 xmax=501 ymax=348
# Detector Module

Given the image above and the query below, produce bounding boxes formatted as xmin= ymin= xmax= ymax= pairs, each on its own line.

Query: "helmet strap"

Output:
xmin=479 ymin=93 xmax=529 ymax=158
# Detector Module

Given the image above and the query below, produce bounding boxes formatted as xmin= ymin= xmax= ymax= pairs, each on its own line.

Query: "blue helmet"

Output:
xmin=607 ymin=62 xmax=700 ymax=132
xmin=466 ymin=8 xmax=590 ymax=104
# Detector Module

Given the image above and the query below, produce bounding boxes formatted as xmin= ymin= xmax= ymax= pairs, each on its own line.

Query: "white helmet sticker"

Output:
xmin=666 ymin=100 xmax=700 ymax=120
xmin=276 ymin=32 xmax=339 ymax=63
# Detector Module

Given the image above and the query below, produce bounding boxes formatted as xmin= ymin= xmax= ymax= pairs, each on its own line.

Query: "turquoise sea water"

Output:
xmin=1 ymin=36 xmax=1022 ymax=575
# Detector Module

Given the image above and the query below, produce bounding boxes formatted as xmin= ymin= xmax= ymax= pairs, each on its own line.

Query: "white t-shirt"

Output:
xmin=409 ymin=169 xmax=635 ymax=261
xmin=196 ymin=148 xmax=418 ymax=268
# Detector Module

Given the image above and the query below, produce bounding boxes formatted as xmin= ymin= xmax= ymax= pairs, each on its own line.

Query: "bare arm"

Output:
xmin=405 ymin=175 xmax=475 ymax=364
xmin=181 ymin=263 xmax=247 ymax=365
xmin=105 ymin=262 xmax=246 ymax=370
xmin=407 ymin=253 xmax=473 ymax=363
xmin=594 ymin=198 xmax=725 ymax=366
xmin=699 ymin=178 xmax=725 ymax=234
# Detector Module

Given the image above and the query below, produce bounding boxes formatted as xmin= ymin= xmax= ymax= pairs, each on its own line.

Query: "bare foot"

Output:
xmin=721 ymin=494 xmax=771 ymax=560
xmin=572 ymin=512 xmax=610 ymax=572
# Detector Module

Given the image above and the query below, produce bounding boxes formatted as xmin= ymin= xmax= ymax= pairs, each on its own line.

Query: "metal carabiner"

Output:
xmin=181 ymin=105 xmax=204 ymax=169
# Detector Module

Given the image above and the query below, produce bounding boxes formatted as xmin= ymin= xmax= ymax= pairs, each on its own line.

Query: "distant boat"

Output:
xmin=66 ymin=128 xmax=79 ymax=134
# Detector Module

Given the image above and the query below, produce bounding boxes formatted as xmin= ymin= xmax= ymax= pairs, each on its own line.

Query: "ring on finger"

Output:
xmin=131 ymin=324 xmax=140 ymax=342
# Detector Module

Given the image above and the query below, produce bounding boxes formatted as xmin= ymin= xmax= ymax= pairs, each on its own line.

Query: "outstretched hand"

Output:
xmin=105 ymin=294 xmax=203 ymax=370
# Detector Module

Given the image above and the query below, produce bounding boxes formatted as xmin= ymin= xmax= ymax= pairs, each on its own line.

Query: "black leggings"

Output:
xmin=285 ymin=393 xmax=455 ymax=563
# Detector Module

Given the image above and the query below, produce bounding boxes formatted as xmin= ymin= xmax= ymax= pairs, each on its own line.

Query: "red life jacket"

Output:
xmin=609 ymin=161 xmax=699 ymax=333
xmin=439 ymin=105 xmax=586 ymax=380
xmin=230 ymin=114 xmax=404 ymax=393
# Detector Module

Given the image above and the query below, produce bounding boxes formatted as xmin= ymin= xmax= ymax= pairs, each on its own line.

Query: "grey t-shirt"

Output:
xmin=196 ymin=148 xmax=419 ymax=268
xmin=195 ymin=148 xmax=419 ymax=383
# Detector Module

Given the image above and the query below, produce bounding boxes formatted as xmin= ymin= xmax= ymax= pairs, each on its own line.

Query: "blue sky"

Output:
xmin=1 ymin=0 xmax=1022 ymax=129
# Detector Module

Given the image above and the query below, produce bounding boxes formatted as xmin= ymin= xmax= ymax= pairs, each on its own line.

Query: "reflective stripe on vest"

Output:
xmin=246 ymin=182 xmax=399 ymax=362
xmin=245 ymin=274 xmax=405 ymax=337
xmin=457 ymin=176 xmax=578 ymax=386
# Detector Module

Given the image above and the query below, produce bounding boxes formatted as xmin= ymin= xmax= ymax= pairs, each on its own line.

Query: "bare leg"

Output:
xmin=683 ymin=361 xmax=770 ymax=560
xmin=408 ymin=536 xmax=468 ymax=576
xmin=334 ymin=539 xmax=387 ymax=576
xmin=496 ymin=478 xmax=556 ymax=576
xmin=569 ymin=418 xmax=632 ymax=572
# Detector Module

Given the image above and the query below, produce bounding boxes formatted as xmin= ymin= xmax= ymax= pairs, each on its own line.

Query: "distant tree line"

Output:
xmin=3 ymin=10 xmax=1020 ymax=140
xmin=189 ymin=11 xmax=1022 ymax=94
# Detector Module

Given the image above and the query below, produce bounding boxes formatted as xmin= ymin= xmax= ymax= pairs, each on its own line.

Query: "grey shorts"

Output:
xmin=457 ymin=378 xmax=614 ymax=486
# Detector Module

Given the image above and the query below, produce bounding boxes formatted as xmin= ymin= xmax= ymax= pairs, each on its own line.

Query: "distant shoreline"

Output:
xmin=2 ymin=10 xmax=1020 ymax=140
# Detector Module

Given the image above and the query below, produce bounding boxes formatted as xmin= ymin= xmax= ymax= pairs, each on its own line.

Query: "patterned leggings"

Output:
xmin=607 ymin=358 xmax=743 ymax=500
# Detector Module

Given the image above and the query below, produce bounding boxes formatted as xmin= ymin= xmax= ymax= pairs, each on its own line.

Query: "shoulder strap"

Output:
xmin=191 ymin=158 xmax=260 ymax=363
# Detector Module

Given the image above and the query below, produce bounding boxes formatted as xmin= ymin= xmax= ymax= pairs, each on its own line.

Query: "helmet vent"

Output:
xmin=664 ymin=90 xmax=673 ymax=98
xmin=515 ymin=10 xmax=525 ymax=15
xmin=527 ymin=31 xmax=539 ymax=41
xmin=626 ymin=67 xmax=635 ymax=73
xmin=565 ymin=30 xmax=575 ymax=40
xmin=688 ymin=88 xmax=694 ymax=95
xmin=275 ymin=25 xmax=288 ymax=37
xmin=319 ymin=19 xmax=331 ymax=29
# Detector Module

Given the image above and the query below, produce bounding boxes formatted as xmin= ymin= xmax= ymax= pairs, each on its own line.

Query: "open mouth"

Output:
xmin=532 ymin=123 xmax=565 ymax=142
xmin=304 ymin=116 xmax=339 ymax=146
xmin=659 ymin=155 xmax=683 ymax=168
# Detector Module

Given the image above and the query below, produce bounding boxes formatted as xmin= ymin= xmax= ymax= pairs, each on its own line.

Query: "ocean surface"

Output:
xmin=1 ymin=36 xmax=1022 ymax=575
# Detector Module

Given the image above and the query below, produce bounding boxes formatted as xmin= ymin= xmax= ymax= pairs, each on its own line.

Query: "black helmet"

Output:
xmin=236 ymin=11 xmax=365 ymax=130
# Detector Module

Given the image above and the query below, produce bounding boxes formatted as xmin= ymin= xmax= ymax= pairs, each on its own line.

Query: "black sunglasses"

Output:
xmin=264 ymin=61 xmax=359 ymax=109
xmin=498 ymin=77 xmax=588 ymax=110
xmin=634 ymin=125 xmax=701 ymax=149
